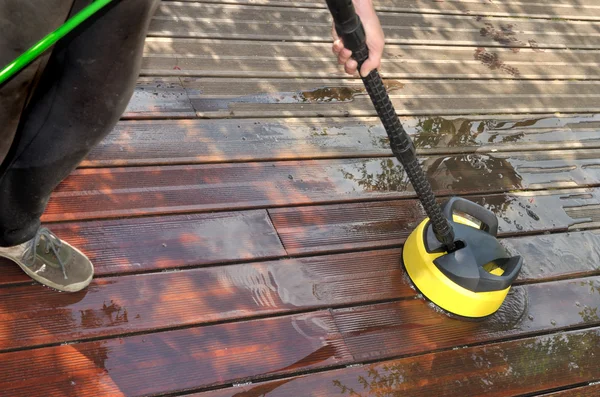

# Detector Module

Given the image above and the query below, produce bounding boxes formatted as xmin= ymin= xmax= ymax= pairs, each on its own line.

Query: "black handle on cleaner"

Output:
xmin=325 ymin=0 xmax=456 ymax=250
xmin=442 ymin=197 xmax=499 ymax=237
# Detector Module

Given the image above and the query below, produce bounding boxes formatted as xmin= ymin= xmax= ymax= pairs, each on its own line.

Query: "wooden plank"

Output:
xmin=542 ymin=384 xmax=600 ymax=396
xmin=3 ymin=276 xmax=599 ymax=396
xmin=45 ymin=149 xmax=600 ymax=222
xmin=150 ymin=3 xmax=600 ymax=49
xmin=0 ymin=311 xmax=352 ymax=397
xmin=330 ymin=276 xmax=600 ymax=361
xmin=173 ymin=0 xmax=600 ymax=21
xmin=2 ymin=228 xmax=600 ymax=350
xmin=268 ymin=187 xmax=600 ymax=255
xmin=0 ymin=249 xmax=407 ymax=350
xmin=122 ymin=77 xmax=194 ymax=119
xmin=9 ymin=211 xmax=282 ymax=278
xmin=83 ymin=114 xmax=600 ymax=167
xmin=178 ymin=78 xmax=600 ymax=118
xmin=142 ymin=39 xmax=600 ymax=80
xmin=196 ymin=327 xmax=600 ymax=397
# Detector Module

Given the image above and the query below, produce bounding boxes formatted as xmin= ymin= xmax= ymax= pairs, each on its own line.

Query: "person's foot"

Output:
xmin=0 ymin=228 xmax=93 ymax=292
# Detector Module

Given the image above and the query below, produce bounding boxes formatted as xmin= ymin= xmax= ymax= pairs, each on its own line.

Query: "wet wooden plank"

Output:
xmin=0 ymin=311 xmax=351 ymax=397
xmin=0 ymin=249 xmax=407 ymax=350
xmin=46 ymin=149 xmax=600 ymax=222
xmin=542 ymin=384 xmax=600 ymax=396
xmin=268 ymin=187 xmax=600 ymax=255
xmin=330 ymin=276 xmax=600 ymax=361
xmin=142 ymin=39 xmax=600 ymax=80
xmin=122 ymin=78 xmax=194 ymax=119
xmin=3 ymin=276 xmax=598 ymax=396
xmin=28 ymin=211 xmax=282 ymax=278
xmin=2 ymin=228 xmax=600 ymax=349
xmin=150 ymin=4 xmax=600 ymax=49
xmin=180 ymin=78 xmax=600 ymax=118
xmin=197 ymin=327 xmax=600 ymax=397
xmin=175 ymin=0 xmax=600 ymax=21
xmin=84 ymin=115 xmax=600 ymax=167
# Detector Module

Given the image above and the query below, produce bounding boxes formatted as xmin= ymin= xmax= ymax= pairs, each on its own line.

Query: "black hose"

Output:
xmin=326 ymin=0 xmax=456 ymax=250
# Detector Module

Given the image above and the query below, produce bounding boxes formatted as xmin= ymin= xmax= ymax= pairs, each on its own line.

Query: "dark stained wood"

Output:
xmin=174 ymin=0 xmax=600 ymax=21
xmin=196 ymin=327 xmax=600 ymax=397
xmin=84 ymin=115 xmax=600 ymax=167
xmin=46 ymin=149 xmax=600 ymax=222
xmin=542 ymin=384 xmax=600 ymax=396
xmin=142 ymin=39 xmax=600 ymax=80
xmin=331 ymin=276 xmax=600 ymax=361
xmin=150 ymin=4 xmax=600 ymax=49
xmin=32 ymin=211 xmax=283 ymax=277
xmin=2 ymin=229 xmax=600 ymax=350
xmin=0 ymin=249 xmax=409 ymax=350
xmin=268 ymin=187 xmax=600 ymax=255
xmin=3 ymin=276 xmax=598 ymax=396
xmin=0 ymin=311 xmax=351 ymax=397
xmin=3 ymin=1 xmax=600 ymax=396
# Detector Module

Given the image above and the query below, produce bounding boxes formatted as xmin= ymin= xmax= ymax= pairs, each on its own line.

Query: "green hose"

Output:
xmin=0 ymin=0 xmax=113 ymax=86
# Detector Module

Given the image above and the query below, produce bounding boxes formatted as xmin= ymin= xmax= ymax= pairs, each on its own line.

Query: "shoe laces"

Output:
xmin=24 ymin=228 xmax=67 ymax=280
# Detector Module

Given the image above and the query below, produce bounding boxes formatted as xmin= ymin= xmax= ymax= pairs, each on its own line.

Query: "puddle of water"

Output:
xmin=503 ymin=231 xmax=600 ymax=281
xmin=401 ymin=114 xmax=600 ymax=150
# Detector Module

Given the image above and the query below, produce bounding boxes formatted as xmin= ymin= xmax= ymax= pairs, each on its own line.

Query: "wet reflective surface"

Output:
xmin=0 ymin=311 xmax=352 ymax=397
xmin=11 ymin=8 xmax=600 ymax=396
xmin=86 ymin=114 xmax=600 ymax=167
xmin=207 ymin=327 xmax=600 ymax=397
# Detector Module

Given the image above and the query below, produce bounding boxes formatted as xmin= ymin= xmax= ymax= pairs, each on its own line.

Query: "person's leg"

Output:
xmin=0 ymin=0 xmax=75 ymax=164
xmin=0 ymin=0 xmax=160 ymax=291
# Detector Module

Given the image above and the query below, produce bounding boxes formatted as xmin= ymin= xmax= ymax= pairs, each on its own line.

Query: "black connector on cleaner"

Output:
xmin=325 ymin=0 xmax=456 ymax=251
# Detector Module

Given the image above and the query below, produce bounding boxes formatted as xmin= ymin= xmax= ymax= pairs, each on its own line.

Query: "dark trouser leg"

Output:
xmin=0 ymin=0 xmax=160 ymax=247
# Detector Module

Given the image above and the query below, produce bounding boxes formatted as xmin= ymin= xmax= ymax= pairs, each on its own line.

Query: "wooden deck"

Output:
xmin=2 ymin=0 xmax=600 ymax=395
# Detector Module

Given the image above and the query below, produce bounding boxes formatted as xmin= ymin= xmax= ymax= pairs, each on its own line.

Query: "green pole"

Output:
xmin=0 ymin=0 xmax=113 ymax=86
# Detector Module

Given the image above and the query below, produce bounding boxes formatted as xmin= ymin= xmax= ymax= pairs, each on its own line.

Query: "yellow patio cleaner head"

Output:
xmin=326 ymin=0 xmax=523 ymax=318
xmin=403 ymin=197 xmax=523 ymax=318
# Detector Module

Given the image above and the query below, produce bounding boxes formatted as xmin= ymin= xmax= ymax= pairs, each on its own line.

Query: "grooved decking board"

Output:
xmin=0 ymin=249 xmax=407 ymax=350
xmin=150 ymin=3 xmax=600 ymax=49
xmin=142 ymin=39 xmax=600 ymax=80
xmin=174 ymin=0 xmax=600 ymax=21
xmin=543 ymin=384 xmax=600 ymax=396
xmin=196 ymin=327 xmax=600 ymax=397
xmin=84 ymin=114 xmax=600 ymax=167
xmin=26 ymin=211 xmax=282 ymax=278
xmin=174 ymin=78 xmax=600 ymax=118
xmin=45 ymin=149 xmax=600 ymax=222
xmin=3 ymin=229 xmax=600 ymax=350
xmin=329 ymin=276 xmax=600 ymax=361
xmin=268 ymin=187 xmax=600 ymax=255
xmin=0 ymin=311 xmax=351 ymax=397
xmin=122 ymin=78 xmax=194 ymax=119
xmin=4 ymin=276 xmax=598 ymax=396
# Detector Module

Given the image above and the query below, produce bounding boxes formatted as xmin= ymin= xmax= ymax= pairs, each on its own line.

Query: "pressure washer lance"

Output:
xmin=326 ymin=0 xmax=455 ymax=249
xmin=325 ymin=0 xmax=523 ymax=319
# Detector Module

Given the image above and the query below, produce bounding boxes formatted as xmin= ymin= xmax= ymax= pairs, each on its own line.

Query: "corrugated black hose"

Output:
xmin=325 ymin=0 xmax=456 ymax=250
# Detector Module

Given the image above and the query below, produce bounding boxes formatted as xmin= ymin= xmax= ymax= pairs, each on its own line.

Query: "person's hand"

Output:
xmin=331 ymin=0 xmax=384 ymax=77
